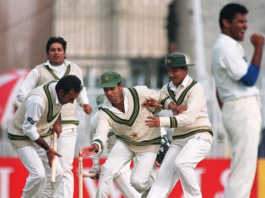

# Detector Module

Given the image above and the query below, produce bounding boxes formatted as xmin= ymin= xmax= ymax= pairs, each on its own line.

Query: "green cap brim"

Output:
xmin=158 ymin=62 xmax=195 ymax=67
xmin=100 ymin=82 xmax=120 ymax=88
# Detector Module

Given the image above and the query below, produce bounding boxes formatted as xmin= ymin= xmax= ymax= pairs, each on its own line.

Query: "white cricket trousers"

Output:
xmin=96 ymin=139 xmax=156 ymax=198
xmin=113 ymin=161 xmax=142 ymax=198
xmin=56 ymin=128 xmax=77 ymax=198
xmin=147 ymin=133 xmax=212 ymax=198
xmin=223 ymin=96 xmax=261 ymax=198
xmin=16 ymin=145 xmax=63 ymax=198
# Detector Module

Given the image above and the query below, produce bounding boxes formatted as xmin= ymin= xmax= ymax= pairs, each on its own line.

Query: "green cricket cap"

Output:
xmin=161 ymin=54 xmax=195 ymax=67
xmin=100 ymin=71 xmax=121 ymax=88
xmin=96 ymin=94 xmax=105 ymax=108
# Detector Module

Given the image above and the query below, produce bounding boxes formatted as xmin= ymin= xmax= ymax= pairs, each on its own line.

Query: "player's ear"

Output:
xmin=222 ymin=19 xmax=230 ymax=28
xmin=119 ymin=83 xmax=123 ymax=89
xmin=57 ymin=89 xmax=64 ymax=98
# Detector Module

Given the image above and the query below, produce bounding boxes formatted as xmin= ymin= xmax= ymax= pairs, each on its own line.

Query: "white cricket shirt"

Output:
xmin=22 ymin=83 xmax=60 ymax=141
xmin=211 ymin=34 xmax=259 ymax=103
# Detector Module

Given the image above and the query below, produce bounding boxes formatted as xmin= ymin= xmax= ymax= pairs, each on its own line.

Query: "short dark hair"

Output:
xmin=219 ymin=3 xmax=248 ymax=30
xmin=179 ymin=67 xmax=186 ymax=70
xmin=46 ymin=36 xmax=67 ymax=54
xmin=56 ymin=75 xmax=82 ymax=94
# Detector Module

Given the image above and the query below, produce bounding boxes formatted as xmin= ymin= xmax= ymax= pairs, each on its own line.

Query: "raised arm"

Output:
xmin=250 ymin=34 xmax=264 ymax=67
xmin=75 ymin=67 xmax=92 ymax=115
xmin=17 ymin=69 xmax=39 ymax=102
xmin=239 ymin=34 xmax=264 ymax=86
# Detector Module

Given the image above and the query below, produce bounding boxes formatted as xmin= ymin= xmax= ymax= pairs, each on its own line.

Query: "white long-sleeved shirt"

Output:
xmin=212 ymin=34 xmax=259 ymax=103
xmin=159 ymin=75 xmax=212 ymax=141
xmin=22 ymin=83 xmax=60 ymax=141
xmin=17 ymin=60 xmax=89 ymax=106
xmin=92 ymin=86 xmax=171 ymax=153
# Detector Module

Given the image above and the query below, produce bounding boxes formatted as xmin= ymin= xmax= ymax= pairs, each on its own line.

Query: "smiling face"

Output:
xmin=223 ymin=13 xmax=248 ymax=41
xmin=103 ymin=83 xmax=123 ymax=103
xmin=166 ymin=67 xmax=187 ymax=87
xmin=47 ymin=42 xmax=66 ymax=66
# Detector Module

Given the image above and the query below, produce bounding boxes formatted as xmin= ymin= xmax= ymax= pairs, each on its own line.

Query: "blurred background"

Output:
xmin=1 ymin=0 xmax=265 ymax=159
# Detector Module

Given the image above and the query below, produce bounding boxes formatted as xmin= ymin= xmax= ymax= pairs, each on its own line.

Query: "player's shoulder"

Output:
xmin=67 ymin=60 xmax=80 ymax=68
xmin=131 ymin=85 xmax=157 ymax=97
xmin=189 ymin=80 xmax=204 ymax=93
xmin=98 ymin=108 xmax=112 ymax=119
xmin=160 ymin=84 xmax=169 ymax=92
xmin=125 ymin=86 xmax=148 ymax=95
xmin=35 ymin=62 xmax=46 ymax=69
xmin=132 ymin=85 xmax=148 ymax=90
xmin=214 ymin=35 xmax=238 ymax=53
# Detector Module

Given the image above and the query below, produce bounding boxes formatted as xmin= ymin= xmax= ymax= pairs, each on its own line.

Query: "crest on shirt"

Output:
xmin=131 ymin=132 xmax=139 ymax=139
xmin=243 ymin=56 xmax=248 ymax=62
xmin=27 ymin=117 xmax=37 ymax=125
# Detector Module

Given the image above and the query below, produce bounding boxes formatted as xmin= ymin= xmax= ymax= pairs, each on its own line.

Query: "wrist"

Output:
xmin=93 ymin=144 xmax=99 ymax=152
xmin=46 ymin=147 xmax=52 ymax=153
xmin=168 ymin=102 xmax=176 ymax=110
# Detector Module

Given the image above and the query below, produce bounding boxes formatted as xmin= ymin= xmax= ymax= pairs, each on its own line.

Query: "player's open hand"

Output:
xmin=82 ymin=144 xmax=99 ymax=157
xmin=142 ymin=98 xmax=163 ymax=108
xmin=145 ymin=116 xmax=160 ymax=127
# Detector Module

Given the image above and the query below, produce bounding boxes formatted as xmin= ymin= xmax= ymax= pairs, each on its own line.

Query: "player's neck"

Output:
xmin=112 ymin=97 xmax=125 ymax=113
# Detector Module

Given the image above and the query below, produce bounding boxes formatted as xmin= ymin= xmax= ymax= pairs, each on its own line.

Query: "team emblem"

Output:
xmin=131 ymin=132 xmax=139 ymax=139
xmin=27 ymin=117 xmax=37 ymax=125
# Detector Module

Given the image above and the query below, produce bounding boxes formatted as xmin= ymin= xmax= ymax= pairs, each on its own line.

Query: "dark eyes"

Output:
xmin=50 ymin=49 xmax=63 ymax=52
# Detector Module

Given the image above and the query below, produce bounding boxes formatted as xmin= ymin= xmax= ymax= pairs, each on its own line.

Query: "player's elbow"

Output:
xmin=240 ymin=64 xmax=260 ymax=87
xmin=240 ymin=79 xmax=256 ymax=86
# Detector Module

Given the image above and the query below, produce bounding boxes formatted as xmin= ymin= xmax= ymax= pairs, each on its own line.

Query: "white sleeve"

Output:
xmin=76 ymin=87 xmax=89 ymax=106
xmin=76 ymin=67 xmax=89 ymax=106
xmin=91 ymin=112 xmax=112 ymax=153
xmin=22 ymin=95 xmax=45 ymax=141
xmin=89 ymin=112 xmax=98 ymax=143
xmin=222 ymin=45 xmax=248 ymax=81
xmin=160 ymin=89 xmax=205 ymax=128
xmin=17 ymin=69 xmax=40 ymax=103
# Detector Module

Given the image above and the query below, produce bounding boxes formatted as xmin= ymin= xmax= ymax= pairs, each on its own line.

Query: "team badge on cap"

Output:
xmin=100 ymin=71 xmax=122 ymax=88
xmin=160 ymin=54 xmax=195 ymax=67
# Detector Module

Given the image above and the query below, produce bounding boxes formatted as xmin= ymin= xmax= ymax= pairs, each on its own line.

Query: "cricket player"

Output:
xmin=8 ymin=75 xmax=82 ymax=197
xmin=82 ymin=71 xmax=175 ymax=198
xmin=17 ymin=36 xmax=92 ymax=198
xmin=88 ymin=94 xmax=141 ymax=198
xmin=145 ymin=54 xmax=213 ymax=198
